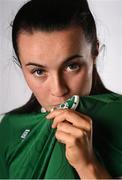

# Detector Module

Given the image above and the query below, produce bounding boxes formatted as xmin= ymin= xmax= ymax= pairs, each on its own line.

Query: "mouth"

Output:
xmin=51 ymin=104 xmax=61 ymax=106
xmin=51 ymin=101 xmax=67 ymax=107
xmin=50 ymin=96 xmax=73 ymax=107
xmin=49 ymin=102 xmax=66 ymax=110
xmin=49 ymin=100 xmax=68 ymax=110
xmin=46 ymin=95 xmax=79 ymax=112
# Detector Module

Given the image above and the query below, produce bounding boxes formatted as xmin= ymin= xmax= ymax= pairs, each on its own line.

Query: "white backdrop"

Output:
xmin=0 ymin=0 xmax=122 ymax=114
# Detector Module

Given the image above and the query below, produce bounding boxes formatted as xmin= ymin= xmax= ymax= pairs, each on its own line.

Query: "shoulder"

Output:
xmin=0 ymin=108 xmax=40 ymax=132
xmin=0 ymin=98 xmax=40 ymax=136
xmin=0 ymin=98 xmax=45 ymax=138
xmin=0 ymin=95 xmax=41 ymax=127
xmin=0 ymin=113 xmax=11 ymax=152
xmin=79 ymin=92 xmax=122 ymax=111
xmin=90 ymin=92 xmax=122 ymax=116
xmin=0 ymin=114 xmax=5 ymax=123
xmin=79 ymin=91 xmax=122 ymax=136
xmin=0 ymin=104 xmax=43 ymax=152
xmin=86 ymin=91 xmax=122 ymax=103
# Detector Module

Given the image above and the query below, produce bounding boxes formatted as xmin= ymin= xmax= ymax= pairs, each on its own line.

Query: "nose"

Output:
xmin=50 ymin=74 xmax=69 ymax=97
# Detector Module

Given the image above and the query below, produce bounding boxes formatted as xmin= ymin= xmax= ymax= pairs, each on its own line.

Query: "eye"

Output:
xmin=31 ymin=68 xmax=46 ymax=77
xmin=66 ymin=63 xmax=81 ymax=72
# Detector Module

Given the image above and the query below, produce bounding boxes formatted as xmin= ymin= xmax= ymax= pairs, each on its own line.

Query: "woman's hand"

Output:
xmin=46 ymin=109 xmax=111 ymax=179
xmin=46 ymin=109 xmax=93 ymax=169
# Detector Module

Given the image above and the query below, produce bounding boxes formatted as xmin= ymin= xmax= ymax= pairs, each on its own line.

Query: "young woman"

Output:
xmin=0 ymin=0 xmax=122 ymax=179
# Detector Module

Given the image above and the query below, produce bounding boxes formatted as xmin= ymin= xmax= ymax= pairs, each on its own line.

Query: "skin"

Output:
xmin=17 ymin=26 xmax=111 ymax=178
xmin=18 ymin=27 xmax=94 ymax=111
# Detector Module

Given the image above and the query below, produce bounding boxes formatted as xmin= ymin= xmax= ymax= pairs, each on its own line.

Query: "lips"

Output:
xmin=51 ymin=101 xmax=67 ymax=106
xmin=49 ymin=95 xmax=73 ymax=107
xmin=51 ymin=101 xmax=66 ymax=106
xmin=50 ymin=97 xmax=72 ymax=106
xmin=51 ymin=104 xmax=61 ymax=107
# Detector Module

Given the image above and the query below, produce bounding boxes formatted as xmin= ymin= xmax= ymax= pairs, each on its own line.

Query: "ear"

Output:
xmin=92 ymin=40 xmax=99 ymax=64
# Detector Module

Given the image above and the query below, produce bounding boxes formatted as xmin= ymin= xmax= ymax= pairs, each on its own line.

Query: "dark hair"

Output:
xmin=12 ymin=0 xmax=98 ymax=59
xmin=11 ymin=0 xmax=110 ymax=113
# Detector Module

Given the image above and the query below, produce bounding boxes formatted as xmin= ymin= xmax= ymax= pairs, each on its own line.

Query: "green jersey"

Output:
xmin=0 ymin=92 xmax=122 ymax=179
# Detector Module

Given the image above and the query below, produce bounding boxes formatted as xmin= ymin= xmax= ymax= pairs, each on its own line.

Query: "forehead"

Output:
xmin=17 ymin=26 xmax=92 ymax=62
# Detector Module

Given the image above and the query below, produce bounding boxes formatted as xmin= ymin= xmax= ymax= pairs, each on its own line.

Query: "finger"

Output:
xmin=49 ymin=109 xmax=92 ymax=131
xmin=46 ymin=109 xmax=65 ymax=118
xmin=55 ymin=130 xmax=76 ymax=145
xmin=47 ymin=109 xmax=91 ymax=124
xmin=57 ymin=122 xmax=90 ymax=139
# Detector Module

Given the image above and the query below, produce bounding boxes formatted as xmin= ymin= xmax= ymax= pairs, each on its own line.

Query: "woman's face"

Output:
xmin=18 ymin=26 xmax=95 ymax=111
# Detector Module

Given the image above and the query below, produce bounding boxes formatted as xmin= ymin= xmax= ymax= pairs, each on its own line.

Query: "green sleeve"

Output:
xmin=0 ymin=114 xmax=9 ymax=178
xmin=0 ymin=154 xmax=9 ymax=178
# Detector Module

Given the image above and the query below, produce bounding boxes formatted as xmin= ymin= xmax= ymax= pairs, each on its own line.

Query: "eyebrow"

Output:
xmin=25 ymin=54 xmax=84 ymax=68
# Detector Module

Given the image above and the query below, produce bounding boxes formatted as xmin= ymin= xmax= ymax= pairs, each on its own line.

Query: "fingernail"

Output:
xmin=52 ymin=124 xmax=54 ymax=128
xmin=46 ymin=114 xmax=50 ymax=119
xmin=52 ymin=123 xmax=56 ymax=128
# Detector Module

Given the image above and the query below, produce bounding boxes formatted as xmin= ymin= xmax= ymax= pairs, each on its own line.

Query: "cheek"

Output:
xmin=72 ymin=67 xmax=92 ymax=94
xmin=76 ymin=67 xmax=91 ymax=84
xmin=26 ymin=79 xmax=46 ymax=94
xmin=22 ymin=71 xmax=45 ymax=94
xmin=80 ymin=66 xmax=93 ymax=94
xmin=26 ymin=79 xmax=49 ymax=101
xmin=23 ymin=72 xmax=36 ymax=90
